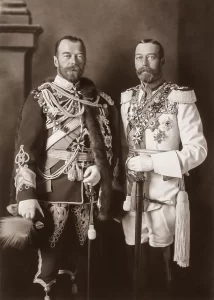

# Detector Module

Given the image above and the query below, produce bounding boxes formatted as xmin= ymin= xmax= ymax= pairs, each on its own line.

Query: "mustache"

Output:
xmin=136 ymin=67 xmax=155 ymax=75
xmin=67 ymin=65 xmax=82 ymax=72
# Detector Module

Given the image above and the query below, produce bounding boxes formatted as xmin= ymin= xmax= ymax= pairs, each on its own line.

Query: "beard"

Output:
xmin=136 ymin=66 xmax=161 ymax=83
xmin=58 ymin=64 xmax=84 ymax=83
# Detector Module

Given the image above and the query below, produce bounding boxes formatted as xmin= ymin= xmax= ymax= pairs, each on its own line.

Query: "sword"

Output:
xmin=87 ymin=185 xmax=96 ymax=300
xmin=127 ymin=170 xmax=145 ymax=300
xmin=134 ymin=173 xmax=145 ymax=300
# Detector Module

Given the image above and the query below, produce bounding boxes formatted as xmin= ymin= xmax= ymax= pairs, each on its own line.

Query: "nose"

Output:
xmin=70 ymin=55 xmax=76 ymax=64
xmin=142 ymin=56 xmax=148 ymax=66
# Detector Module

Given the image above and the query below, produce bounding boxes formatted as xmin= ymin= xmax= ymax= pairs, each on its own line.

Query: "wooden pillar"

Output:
xmin=0 ymin=0 xmax=43 ymax=214
xmin=0 ymin=3 xmax=43 ymax=298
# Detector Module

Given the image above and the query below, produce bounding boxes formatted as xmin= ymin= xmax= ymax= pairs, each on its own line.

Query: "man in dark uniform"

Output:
xmin=7 ymin=35 xmax=120 ymax=300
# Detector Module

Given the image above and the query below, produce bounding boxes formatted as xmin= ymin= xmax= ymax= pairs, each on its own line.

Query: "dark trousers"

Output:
xmin=33 ymin=204 xmax=104 ymax=298
xmin=125 ymin=243 xmax=172 ymax=299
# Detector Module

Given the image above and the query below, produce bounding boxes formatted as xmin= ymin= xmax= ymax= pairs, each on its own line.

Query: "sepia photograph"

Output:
xmin=0 ymin=0 xmax=213 ymax=299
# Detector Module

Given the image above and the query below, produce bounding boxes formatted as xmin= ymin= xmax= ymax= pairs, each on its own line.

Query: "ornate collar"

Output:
xmin=54 ymin=75 xmax=80 ymax=91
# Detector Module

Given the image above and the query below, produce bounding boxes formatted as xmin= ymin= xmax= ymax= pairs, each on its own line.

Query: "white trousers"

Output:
xmin=122 ymin=204 xmax=176 ymax=247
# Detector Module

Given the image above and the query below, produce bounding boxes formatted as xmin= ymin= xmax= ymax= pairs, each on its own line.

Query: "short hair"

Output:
xmin=138 ymin=39 xmax=164 ymax=59
xmin=54 ymin=35 xmax=86 ymax=56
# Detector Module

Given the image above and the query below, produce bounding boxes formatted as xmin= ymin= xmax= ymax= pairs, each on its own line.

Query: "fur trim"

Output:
xmin=80 ymin=77 xmax=112 ymax=219
xmin=79 ymin=77 xmax=98 ymax=100
xmin=84 ymin=105 xmax=112 ymax=220
xmin=0 ymin=217 xmax=34 ymax=249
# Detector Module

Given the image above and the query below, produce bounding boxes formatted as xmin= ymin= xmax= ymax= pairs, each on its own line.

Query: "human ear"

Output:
xmin=54 ymin=56 xmax=58 ymax=68
xmin=160 ymin=57 xmax=165 ymax=66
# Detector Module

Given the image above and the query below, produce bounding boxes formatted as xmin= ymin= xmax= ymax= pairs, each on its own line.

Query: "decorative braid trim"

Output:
xmin=58 ymin=269 xmax=77 ymax=280
xmin=15 ymin=166 xmax=36 ymax=195
xmin=33 ymin=249 xmax=56 ymax=289
xmin=48 ymin=204 xmax=69 ymax=248
xmin=14 ymin=145 xmax=36 ymax=195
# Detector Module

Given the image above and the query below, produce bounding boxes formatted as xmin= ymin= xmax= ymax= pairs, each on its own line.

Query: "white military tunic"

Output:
xmin=121 ymin=81 xmax=207 ymax=248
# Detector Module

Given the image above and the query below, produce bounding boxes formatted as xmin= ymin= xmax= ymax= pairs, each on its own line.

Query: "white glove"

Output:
xmin=18 ymin=199 xmax=44 ymax=219
xmin=127 ymin=154 xmax=154 ymax=172
xmin=83 ymin=165 xmax=101 ymax=186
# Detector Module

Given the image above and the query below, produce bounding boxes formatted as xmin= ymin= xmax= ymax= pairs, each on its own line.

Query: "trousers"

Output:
xmin=33 ymin=202 xmax=102 ymax=297
xmin=122 ymin=203 xmax=176 ymax=247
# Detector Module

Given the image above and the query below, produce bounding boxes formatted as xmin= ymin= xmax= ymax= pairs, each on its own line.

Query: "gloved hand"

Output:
xmin=83 ymin=165 xmax=101 ymax=186
xmin=127 ymin=154 xmax=154 ymax=172
xmin=18 ymin=199 xmax=44 ymax=219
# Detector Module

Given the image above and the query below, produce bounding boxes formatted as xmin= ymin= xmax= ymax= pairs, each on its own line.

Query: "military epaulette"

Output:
xmin=37 ymin=82 xmax=51 ymax=92
xmin=98 ymin=90 xmax=114 ymax=106
xmin=121 ymin=85 xmax=140 ymax=105
xmin=126 ymin=84 xmax=141 ymax=92
xmin=168 ymin=85 xmax=197 ymax=104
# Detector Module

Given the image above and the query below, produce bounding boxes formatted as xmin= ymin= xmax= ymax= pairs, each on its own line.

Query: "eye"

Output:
xmin=64 ymin=54 xmax=70 ymax=58
xmin=135 ymin=56 xmax=143 ymax=61
xmin=77 ymin=54 xmax=84 ymax=60
xmin=147 ymin=54 xmax=157 ymax=61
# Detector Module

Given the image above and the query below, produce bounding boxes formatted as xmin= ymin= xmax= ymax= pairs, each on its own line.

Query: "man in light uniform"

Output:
xmin=120 ymin=39 xmax=207 ymax=287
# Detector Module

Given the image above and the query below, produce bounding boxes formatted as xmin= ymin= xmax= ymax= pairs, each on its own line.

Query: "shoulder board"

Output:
xmin=121 ymin=90 xmax=133 ymax=104
xmin=126 ymin=84 xmax=141 ymax=92
xmin=120 ymin=85 xmax=140 ymax=105
xmin=31 ymin=83 xmax=51 ymax=103
xmin=168 ymin=84 xmax=196 ymax=104
xmin=98 ymin=90 xmax=114 ymax=106
xmin=37 ymin=82 xmax=51 ymax=91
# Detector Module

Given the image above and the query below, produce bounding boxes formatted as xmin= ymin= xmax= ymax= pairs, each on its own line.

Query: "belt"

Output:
xmin=144 ymin=196 xmax=173 ymax=205
xmin=129 ymin=148 xmax=166 ymax=156
xmin=47 ymin=149 xmax=94 ymax=162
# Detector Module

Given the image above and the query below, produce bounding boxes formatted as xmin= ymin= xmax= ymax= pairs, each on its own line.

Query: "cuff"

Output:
xmin=16 ymin=187 xmax=37 ymax=202
xmin=151 ymin=150 xmax=182 ymax=178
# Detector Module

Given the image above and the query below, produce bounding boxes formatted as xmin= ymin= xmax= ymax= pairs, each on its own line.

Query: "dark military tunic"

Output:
xmin=10 ymin=75 xmax=120 ymax=292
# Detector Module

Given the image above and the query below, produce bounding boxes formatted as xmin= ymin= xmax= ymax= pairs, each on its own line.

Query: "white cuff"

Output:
xmin=151 ymin=150 xmax=182 ymax=178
